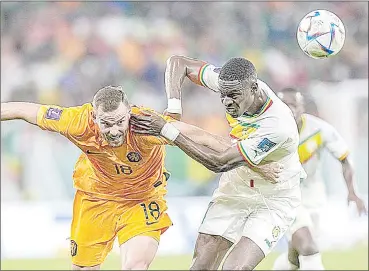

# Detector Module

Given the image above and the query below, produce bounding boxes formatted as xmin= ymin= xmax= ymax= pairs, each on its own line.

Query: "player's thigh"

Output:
xmin=222 ymin=236 xmax=265 ymax=270
xmin=116 ymin=197 xmax=173 ymax=246
xmin=198 ymin=199 xmax=249 ymax=244
xmin=191 ymin=233 xmax=233 ymax=270
xmin=241 ymin=205 xmax=296 ymax=258
xmin=70 ymin=191 xmax=118 ymax=267
xmin=120 ymin=233 xmax=160 ymax=270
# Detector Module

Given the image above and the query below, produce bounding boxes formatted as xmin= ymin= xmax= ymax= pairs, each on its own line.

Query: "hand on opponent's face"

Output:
xmin=130 ymin=110 xmax=167 ymax=136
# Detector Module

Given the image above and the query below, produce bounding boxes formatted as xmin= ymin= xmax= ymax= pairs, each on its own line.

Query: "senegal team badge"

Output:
xmin=127 ymin=152 xmax=142 ymax=162
xmin=272 ymin=226 xmax=281 ymax=239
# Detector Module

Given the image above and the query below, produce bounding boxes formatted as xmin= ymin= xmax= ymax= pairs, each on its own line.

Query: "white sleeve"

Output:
xmin=236 ymin=129 xmax=288 ymax=166
xmin=322 ymin=122 xmax=349 ymax=160
xmin=198 ymin=64 xmax=221 ymax=92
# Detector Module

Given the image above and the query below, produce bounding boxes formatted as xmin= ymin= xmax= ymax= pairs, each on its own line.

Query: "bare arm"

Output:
xmin=172 ymin=132 xmax=243 ymax=173
xmin=1 ymin=102 xmax=40 ymax=125
xmin=165 ymin=55 xmax=207 ymax=100
xmin=341 ymin=157 xmax=367 ymax=215
xmin=171 ymin=121 xmax=231 ymax=152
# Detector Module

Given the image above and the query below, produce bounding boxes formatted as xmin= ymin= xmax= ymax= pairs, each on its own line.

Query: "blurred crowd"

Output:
xmin=1 ymin=2 xmax=368 ymax=201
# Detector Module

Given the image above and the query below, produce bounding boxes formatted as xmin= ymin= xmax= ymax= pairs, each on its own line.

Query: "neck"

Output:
xmin=244 ymin=89 xmax=268 ymax=116
xmin=297 ymin=116 xmax=303 ymax=132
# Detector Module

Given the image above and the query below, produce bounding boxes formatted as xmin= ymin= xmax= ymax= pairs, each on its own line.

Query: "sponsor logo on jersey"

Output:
xmin=45 ymin=107 xmax=63 ymax=120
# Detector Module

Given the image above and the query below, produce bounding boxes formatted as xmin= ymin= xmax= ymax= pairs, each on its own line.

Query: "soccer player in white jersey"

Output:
xmin=272 ymin=87 xmax=367 ymax=270
xmin=131 ymin=56 xmax=306 ymax=270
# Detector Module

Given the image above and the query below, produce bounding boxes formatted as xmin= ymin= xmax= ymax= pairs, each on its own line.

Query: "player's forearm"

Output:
xmin=165 ymin=56 xmax=206 ymax=114
xmin=1 ymin=102 xmax=40 ymax=125
xmin=341 ymin=158 xmax=357 ymax=195
xmin=172 ymin=133 xmax=232 ymax=173
xmin=172 ymin=121 xmax=231 ymax=152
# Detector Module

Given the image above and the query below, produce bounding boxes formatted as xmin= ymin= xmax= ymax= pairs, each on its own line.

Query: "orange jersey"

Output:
xmin=37 ymin=103 xmax=171 ymax=206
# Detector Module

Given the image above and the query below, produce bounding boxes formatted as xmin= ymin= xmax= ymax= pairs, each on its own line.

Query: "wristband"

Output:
xmin=160 ymin=123 xmax=180 ymax=141
xmin=167 ymin=98 xmax=182 ymax=114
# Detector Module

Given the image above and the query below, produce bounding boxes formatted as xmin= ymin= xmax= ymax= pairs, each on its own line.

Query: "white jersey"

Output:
xmin=298 ymin=113 xmax=349 ymax=180
xmin=198 ymin=64 xmax=306 ymax=198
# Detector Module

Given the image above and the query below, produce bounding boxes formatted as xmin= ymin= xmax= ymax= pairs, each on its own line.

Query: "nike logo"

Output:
xmin=86 ymin=150 xmax=103 ymax=155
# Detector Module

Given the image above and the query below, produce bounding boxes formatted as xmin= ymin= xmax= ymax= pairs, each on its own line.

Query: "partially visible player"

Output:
xmin=131 ymin=56 xmax=306 ymax=270
xmin=272 ymin=87 xmax=367 ymax=270
xmin=1 ymin=86 xmax=175 ymax=270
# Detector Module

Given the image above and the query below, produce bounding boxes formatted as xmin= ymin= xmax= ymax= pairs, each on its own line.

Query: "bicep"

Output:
xmin=217 ymin=145 xmax=246 ymax=171
xmin=323 ymin=125 xmax=349 ymax=160
xmin=172 ymin=121 xmax=231 ymax=152
xmin=37 ymin=105 xmax=85 ymax=136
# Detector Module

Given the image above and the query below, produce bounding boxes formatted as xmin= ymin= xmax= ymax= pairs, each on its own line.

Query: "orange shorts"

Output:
xmin=70 ymin=190 xmax=172 ymax=267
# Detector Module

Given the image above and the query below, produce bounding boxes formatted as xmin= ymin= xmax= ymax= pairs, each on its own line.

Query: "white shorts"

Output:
xmin=198 ymin=184 xmax=301 ymax=256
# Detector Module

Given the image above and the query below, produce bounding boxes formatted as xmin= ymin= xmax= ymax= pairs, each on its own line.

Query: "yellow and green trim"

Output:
xmin=338 ymin=151 xmax=349 ymax=161
xmin=237 ymin=142 xmax=257 ymax=168
xmin=198 ymin=63 xmax=210 ymax=87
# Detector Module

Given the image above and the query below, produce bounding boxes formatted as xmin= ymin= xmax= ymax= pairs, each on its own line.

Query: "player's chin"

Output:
xmin=108 ymin=139 xmax=124 ymax=147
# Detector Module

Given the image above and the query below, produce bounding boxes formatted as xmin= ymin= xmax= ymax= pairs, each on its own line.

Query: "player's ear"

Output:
xmin=251 ymin=82 xmax=258 ymax=93
xmin=91 ymin=111 xmax=97 ymax=123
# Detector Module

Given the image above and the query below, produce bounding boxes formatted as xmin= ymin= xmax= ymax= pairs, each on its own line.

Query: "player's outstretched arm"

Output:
xmin=341 ymin=157 xmax=367 ymax=215
xmin=1 ymin=102 xmax=40 ymax=125
xmin=131 ymin=111 xmax=283 ymax=182
xmin=171 ymin=121 xmax=231 ymax=152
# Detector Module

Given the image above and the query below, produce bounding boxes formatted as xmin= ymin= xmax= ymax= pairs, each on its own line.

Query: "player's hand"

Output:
xmin=163 ymin=109 xmax=182 ymax=121
xmin=130 ymin=110 xmax=167 ymax=136
xmin=253 ymin=162 xmax=284 ymax=184
xmin=347 ymin=193 xmax=368 ymax=216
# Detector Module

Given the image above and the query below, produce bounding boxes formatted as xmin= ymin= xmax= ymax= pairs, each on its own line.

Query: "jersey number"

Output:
xmin=114 ymin=164 xmax=133 ymax=175
xmin=140 ymin=201 xmax=160 ymax=225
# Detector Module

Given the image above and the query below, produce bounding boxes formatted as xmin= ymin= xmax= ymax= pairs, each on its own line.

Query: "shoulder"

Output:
xmin=131 ymin=105 xmax=156 ymax=115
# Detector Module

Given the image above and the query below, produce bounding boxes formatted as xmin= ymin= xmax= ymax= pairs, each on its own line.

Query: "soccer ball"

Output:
xmin=297 ymin=10 xmax=345 ymax=59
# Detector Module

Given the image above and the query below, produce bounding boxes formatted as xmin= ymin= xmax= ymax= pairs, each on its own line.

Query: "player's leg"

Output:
xmin=272 ymin=242 xmax=299 ymax=270
xmin=191 ymin=200 xmax=245 ymax=270
xmin=291 ymin=226 xmax=324 ymax=270
xmin=222 ymin=236 xmax=265 ymax=270
xmin=286 ymin=206 xmax=324 ymax=270
xmin=225 ymin=186 xmax=301 ymax=270
xmin=119 ymin=232 xmax=160 ymax=270
xmin=70 ymin=191 xmax=117 ymax=269
xmin=116 ymin=198 xmax=173 ymax=270
xmin=190 ymin=233 xmax=233 ymax=270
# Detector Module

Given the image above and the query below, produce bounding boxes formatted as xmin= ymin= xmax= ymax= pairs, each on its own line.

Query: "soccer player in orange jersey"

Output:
xmin=1 ymin=86 xmax=177 ymax=270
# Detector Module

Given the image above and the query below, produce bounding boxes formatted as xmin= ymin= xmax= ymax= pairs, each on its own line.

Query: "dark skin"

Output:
xmin=131 ymin=110 xmax=282 ymax=183
xmin=164 ymin=55 xmax=268 ymax=120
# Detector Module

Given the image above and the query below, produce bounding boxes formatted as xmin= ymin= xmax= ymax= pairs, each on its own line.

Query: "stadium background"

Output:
xmin=1 ymin=1 xmax=368 ymax=270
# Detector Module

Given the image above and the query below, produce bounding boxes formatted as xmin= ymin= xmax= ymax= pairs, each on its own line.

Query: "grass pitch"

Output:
xmin=1 ymin=245 xmax=367 ymax=270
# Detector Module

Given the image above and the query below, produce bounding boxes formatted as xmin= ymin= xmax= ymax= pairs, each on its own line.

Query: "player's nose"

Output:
xmin=223 ymin=97 xmax=233 ymax=106
xmin=109 ymin=127 xmax=120 ymax=137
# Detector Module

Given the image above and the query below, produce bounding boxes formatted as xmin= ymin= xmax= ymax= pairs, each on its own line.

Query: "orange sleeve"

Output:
xmin=37 ymin=103 xmax=91 ymax=137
